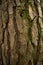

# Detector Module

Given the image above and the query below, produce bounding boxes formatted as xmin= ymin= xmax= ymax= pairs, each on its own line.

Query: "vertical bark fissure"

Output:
xmin=13 ymin=0 xmax=21 ymax=65
xmin=40 ymin=0 xmax=43 ymax=23
xmin=0 ymin=46 xmax=3 ymax=65
xmin=2 ymin=0 xmax=11 ymax=64
xmin=40 ymin=0 xmax=43 ymax=22
xmin=6 ymin=2 xmax=11 ymax=65
xmin=33 ymin=0 xmax=41 ymax=65
xmin=0 ymin=2 xmax=3 ymax=65
xmin=7 ymin=29 xmax=10 ymax=65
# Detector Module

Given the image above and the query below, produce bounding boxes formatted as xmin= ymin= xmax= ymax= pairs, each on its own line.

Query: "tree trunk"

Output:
xmin=0 ymin=0 xmax=43 ymax=65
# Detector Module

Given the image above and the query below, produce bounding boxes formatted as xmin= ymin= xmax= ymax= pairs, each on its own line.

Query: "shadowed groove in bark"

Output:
xmin=6 ymin=29 xmax=10 ymax=65
xmin=34 ymin=0 xmax=41 ymax=44
xmin=0 ymin=46 xmax=3 ymax=65
xmin=40 ymin=0 xmax=43 ymax=23
xmin=0 ymin=2 xmax=3 ymax=65
xmin=28 ymin=60 xmax=32 ymax=65
xmin=33 ymin=0 xmax=42 ymax=65
xmin=2 ymin=0 xmax=9 ymax=46
xmin=0 ymin=20 xmax=3 ymax=65
xmin=35 ymin=17 xmax=41 ymax=65
xmin=2 ymin=0 xmax=11 ymax=65
xmin=6 ymin=1 xmax=11 ymax=65
xmin=33 ymin=18 xmax=41 ymax=65
xmin=0 ymin=25 xmax=3 ymax=64
xmin=13 ymin=0 xmax=21 ymax=65
xmin=0 ymin=0 xmax=2 ymax=5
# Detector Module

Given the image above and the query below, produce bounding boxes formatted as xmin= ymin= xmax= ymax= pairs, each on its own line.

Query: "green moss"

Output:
xmin=19 ymin=0 xmax=42 ymax=65
xmin=19 ymin=0 xmax=35 ymax=48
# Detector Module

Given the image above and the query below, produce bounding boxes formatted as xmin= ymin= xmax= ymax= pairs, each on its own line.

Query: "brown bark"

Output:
xmin=0 ymin=0 xmax=43 ymax=65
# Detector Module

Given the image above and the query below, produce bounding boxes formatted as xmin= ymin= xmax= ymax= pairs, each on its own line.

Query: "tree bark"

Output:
xmin=0 ymin=0 xmax=43 ymax=65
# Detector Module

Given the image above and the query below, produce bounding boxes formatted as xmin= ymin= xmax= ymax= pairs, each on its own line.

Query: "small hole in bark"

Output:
xmin=28 ymin=60 xmax=32 ymax=65
xmin=0 ymin=0 xmax=2 ymax=5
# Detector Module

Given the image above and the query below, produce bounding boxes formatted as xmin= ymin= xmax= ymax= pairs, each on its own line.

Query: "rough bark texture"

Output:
xmin=0 ymin=0 xmax=43 ymax=65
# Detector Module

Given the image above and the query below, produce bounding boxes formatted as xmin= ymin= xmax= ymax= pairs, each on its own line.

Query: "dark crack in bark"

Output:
xmin=33 ymin=0 xmax=42 ymax=65
xmin=13 ymin=0 xmax=21 ymax=65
